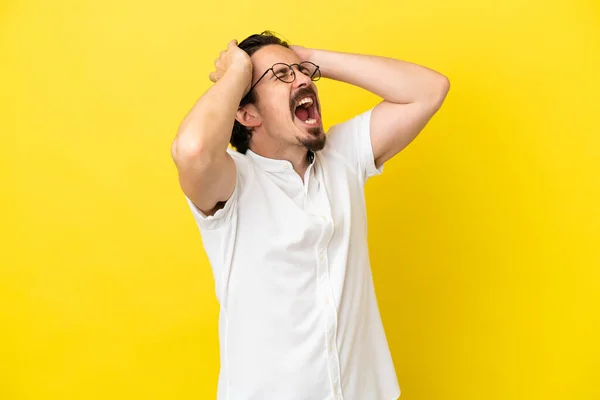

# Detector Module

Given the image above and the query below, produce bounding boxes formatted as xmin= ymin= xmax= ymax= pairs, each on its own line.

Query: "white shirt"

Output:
xmin=185 ymin=108 xmax=400 ymax=400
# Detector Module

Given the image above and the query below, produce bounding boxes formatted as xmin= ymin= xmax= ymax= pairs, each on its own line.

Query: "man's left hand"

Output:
xmin=290 ymin=45 xmax=314 ymax=62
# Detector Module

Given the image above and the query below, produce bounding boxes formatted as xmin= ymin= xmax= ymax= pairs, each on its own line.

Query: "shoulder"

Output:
xmin=226 ymin=147 xmax=254 ymax=182
xmin=321 ymin=108 xmax=382 ymax=181
xmin=326 ymin=109 xmax=373 ymax=138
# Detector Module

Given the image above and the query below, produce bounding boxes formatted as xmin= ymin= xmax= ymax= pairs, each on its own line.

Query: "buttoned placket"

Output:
xmin=306 ymin=164 xmax=344 ymax=400
xmin=318 ymin=215 xmax=343 ymax=399
xmin=285 ymin=157 xmax=344 ymax=399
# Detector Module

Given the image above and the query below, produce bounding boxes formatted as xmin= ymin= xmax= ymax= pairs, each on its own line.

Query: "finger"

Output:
xmin=209 ymin=71 xmax=217 ymax=82
xmin=227 ymin=39 xmax=238 ymax=49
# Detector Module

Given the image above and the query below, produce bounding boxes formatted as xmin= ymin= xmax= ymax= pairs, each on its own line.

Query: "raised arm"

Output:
xmin=172 ymin=40 xmax=252 ymax=215
xmin=291 ymin=46 xmax=450 ymax=168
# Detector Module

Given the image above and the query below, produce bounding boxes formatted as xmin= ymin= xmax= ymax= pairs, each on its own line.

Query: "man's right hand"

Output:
xmin=209 ymin=40 xmax=253 ymax=96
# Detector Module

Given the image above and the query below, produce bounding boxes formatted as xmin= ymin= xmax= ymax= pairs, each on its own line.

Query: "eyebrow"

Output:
xmin=273 ymin=65 xmax=289 ymax=74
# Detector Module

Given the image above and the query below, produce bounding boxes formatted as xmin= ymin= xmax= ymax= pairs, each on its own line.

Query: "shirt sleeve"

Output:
xmin=325 ymin=108 xmax=383 ymax=183
xmin=184 ymin=148 xmax=247 ymax=231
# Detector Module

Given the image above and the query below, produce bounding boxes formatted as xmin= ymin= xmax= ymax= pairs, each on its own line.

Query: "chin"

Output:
xmin=298 ymin=126 xmax=326 ymax=152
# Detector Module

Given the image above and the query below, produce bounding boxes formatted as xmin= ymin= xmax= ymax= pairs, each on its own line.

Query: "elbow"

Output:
xmin=440 ymin=75 xmax=450 ymax=98
xmin=171 ymin=133 xmax=211 ymax=170
xmin=429 ymin=75 xmax=450 ymax=111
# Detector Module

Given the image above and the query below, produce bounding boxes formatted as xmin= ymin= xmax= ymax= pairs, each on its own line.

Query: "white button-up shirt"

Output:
xmin=185 ymin=109 xmax=400 ymax=400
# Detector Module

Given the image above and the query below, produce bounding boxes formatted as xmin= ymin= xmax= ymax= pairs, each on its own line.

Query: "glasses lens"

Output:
xmin=299 ymin=62 xmax=320 ymax=81
xmin=272 ymin=63 xmax=295 ymax=83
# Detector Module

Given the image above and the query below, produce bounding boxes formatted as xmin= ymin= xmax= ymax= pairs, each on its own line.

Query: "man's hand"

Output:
xmin=290 ymin=45 xmax=314 ymax=63
xmin=209 ymin=40 xmax=253 ymax=96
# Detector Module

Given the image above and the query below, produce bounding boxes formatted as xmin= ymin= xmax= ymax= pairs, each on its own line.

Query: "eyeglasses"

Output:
xmin=247 ymin=61 xmax=321 ymax=95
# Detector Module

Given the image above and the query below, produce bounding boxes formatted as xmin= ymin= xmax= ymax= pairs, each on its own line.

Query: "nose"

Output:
xmin=292 ymin=66 xmax=312 ymax=89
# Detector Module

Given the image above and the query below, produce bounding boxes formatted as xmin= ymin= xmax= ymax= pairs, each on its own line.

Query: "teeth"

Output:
xmin=304 ymin=118 xmax=317 ymax=124
xmin=297 ymin=97 xmax=313 ymax=107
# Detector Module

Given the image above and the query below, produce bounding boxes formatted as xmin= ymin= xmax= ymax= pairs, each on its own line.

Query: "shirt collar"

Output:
xmin=246 ymin=149 xmax=315 ymax=172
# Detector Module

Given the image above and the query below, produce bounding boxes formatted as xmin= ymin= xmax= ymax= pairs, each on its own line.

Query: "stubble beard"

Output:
xmin=297 ymin=127 xmax=326 ymax=152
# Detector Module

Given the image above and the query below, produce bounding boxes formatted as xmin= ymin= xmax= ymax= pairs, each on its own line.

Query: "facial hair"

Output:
xmin=297 ymin=127 xmax=326 ymax=151
xmin=290 ymin=87 xmax=326 ymax=152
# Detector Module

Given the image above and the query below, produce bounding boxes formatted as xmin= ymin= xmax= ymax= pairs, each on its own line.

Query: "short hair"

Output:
xmin=230 ymin=31 xmax=290 ymax=153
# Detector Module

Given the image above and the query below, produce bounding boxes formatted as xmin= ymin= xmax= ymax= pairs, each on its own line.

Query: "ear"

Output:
xmin=235 ymin=104 xmax=261 ymax=129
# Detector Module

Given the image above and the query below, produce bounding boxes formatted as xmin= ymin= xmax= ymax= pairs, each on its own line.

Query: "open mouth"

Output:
xmin=293 ymin=96 xmax=321 ymax=126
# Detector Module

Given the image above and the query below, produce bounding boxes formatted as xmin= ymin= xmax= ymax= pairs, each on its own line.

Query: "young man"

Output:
xmin=172 ymin=31 xmax=449 ymax=400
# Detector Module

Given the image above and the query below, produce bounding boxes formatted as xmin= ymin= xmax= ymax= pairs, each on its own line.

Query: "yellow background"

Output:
xmin=1 ymin=0 xmax=599 ymax=399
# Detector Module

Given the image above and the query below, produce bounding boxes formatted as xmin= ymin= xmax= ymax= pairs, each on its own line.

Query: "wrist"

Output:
xmin=304 ymin=48 xmax=332 ymax=79
xmin=229 ymin=61 xmax=252 ymax=79
xmin=224 ymin=66 xmax=252 ymax=95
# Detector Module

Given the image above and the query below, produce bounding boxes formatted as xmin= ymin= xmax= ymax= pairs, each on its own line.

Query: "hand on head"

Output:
xmin=209 ymin=40 xmax=253 ymax=96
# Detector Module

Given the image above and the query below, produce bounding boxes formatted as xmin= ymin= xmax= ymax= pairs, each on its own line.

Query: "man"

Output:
xmin=172 ymin=31 xmax=449 ymax=400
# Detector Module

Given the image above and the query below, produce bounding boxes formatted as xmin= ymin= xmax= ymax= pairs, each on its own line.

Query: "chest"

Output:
xmin=236 ymin=158 xmax=366 ymax=261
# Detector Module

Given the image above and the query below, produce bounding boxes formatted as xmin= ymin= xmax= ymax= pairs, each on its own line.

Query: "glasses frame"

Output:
xmin=246 ymin=61 xmax=321 ymax=96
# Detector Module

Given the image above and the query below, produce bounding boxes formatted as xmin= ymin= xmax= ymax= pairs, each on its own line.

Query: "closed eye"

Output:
xmin=273 ymin=66 xmax=291 ymax=79
xmin=298 ymin=66 xmax=311 ymax=75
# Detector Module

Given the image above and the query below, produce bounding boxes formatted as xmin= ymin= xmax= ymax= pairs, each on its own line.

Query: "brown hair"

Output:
xmin=230 ymin=31 xmax=290 ymax=153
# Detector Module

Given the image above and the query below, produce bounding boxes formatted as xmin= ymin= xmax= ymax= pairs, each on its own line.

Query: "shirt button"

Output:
xmin=321 ymin=215 xmax=327 ymax=221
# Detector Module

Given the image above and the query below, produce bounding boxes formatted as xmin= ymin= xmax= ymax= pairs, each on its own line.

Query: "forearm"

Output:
xmin=174 ymin=66 xmax=250 ymax=159
xmin=308 ymin=49 xmax=448 ymax=105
